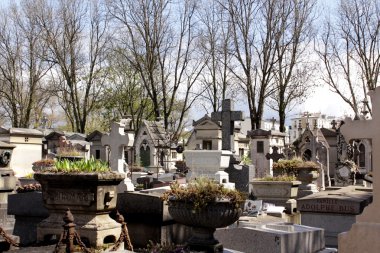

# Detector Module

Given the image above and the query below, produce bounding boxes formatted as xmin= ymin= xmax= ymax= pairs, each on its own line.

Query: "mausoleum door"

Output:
xmin=140 ymin=146 xmax=151 ymax=167
xmin=303 ymin=149 xmax=312 ymax=161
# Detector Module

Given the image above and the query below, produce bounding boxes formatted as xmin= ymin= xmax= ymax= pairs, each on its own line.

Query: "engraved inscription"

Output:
xmin=46 ymin=189 xmax=95 ymax=206
xmin=299 ymin=199 xmax=358 ymax=214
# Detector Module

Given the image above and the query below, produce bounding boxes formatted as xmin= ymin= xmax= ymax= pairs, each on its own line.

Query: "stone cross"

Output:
xmin=211 ymin=99 xmax=243 ymax=151
xmin=304 ymin=111 xmax=312 ymax=129
xmin=331 ymin=120 xmax=337 ymax=129
xmin=339 ymin=86 xmax=380 ymax=252
xmin=101 ymin=121 xmax=135 ymax=192
xmin=265 ymin=146 xmax=285 ymax=162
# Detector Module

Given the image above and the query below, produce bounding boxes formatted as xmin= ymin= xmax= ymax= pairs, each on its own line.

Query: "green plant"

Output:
xmin=273 ymin=157 xmax=319 ymax=177
xmin=241 ymin=154 xmax=252 ymax=165
xmin=50 ymin=157 xmax=110 ymax=173
xmin=162 ymin=177 xmax=246 ymax=211
xmin=23 ymin=173 xmax=34 ymax=179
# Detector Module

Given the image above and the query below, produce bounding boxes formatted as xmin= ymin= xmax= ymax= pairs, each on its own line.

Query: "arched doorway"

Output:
xmin=303 ymin=149 xmax=312 ymax=161
xmin=140 ymin=142 xmax=151 ymax=167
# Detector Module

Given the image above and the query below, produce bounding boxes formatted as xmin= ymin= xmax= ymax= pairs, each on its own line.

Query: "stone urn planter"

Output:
xmin=297 ymin=168 xmax=319 ymax=198
xmin=273 ymin=158 xmax=320 ymax=198
xmin=34 ymin=171 xmax=125 ymax=248
xmin=168 ymin=200 xmax=242 ymax=251
xmin=251 ymin=180 xmax=301 ymax=211
xmin=163 ymin=177 xmax=245 ymax=252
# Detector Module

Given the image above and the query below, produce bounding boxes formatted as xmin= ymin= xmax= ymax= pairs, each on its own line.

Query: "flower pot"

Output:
xmin=168 ymin=200 xmax=243 ymax=252
xmin=296 ymin=168 xmax=319 ymax=198
xmin=34 ymin=172 xmax=125 ymax=248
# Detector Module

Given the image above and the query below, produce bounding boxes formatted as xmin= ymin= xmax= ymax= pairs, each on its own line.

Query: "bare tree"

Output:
xmin=316 ymin=0 xmax=380 ymax=119
xmin=35 ymin=0 xmax=110 ymax=133
xmin=107 ymin=0 xmax=205 ymax=142
xmin=222 ymin=0 xmax=279 ymax=130
xmin=267 ymin=0 xmax=317 ymax=132
xmin=0 ymin=2 xmax=52 ymax=128
xmin=196 ymin=1 xmax=237 ymax=113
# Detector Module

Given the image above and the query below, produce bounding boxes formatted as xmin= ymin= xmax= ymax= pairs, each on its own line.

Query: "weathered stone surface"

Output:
xmin=251 ymin=180 xmax=301 ymax=207
xmin=298 ymin=188 xmax=372 ymax=215
xmin=34 ymin=172 xmax=125 ymax=248
xmin=215 ymin=223 xmax=325 ymax=253
xmin=299 ymin=186 xmax=372 ymax=247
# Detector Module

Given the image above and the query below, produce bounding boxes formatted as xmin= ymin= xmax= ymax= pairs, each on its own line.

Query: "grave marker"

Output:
xmin=211 ymin=99 xmax=243 ymax=151
xmin=101 ymin=120 xmax=135 ymax=192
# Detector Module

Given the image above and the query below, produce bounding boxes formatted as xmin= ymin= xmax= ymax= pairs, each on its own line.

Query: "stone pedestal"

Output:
xmin=298 ymin=186 xmax=372 ymax=247
xmin=35 ymin=172 xmax=124 ymax=248
xmin=0 ymin=141 xmax=17 ymax=249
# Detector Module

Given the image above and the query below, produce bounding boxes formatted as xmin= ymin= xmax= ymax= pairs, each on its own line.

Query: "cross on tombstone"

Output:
xmin=211 ymin=99 xmax=243 ymax=151
xmin=102 ymin=122 xmax=131 ymax=173
xmin=331 ymin=120 xmax=337 ymax=129
xmin=265 ymin=146 xmax=285 ymax=162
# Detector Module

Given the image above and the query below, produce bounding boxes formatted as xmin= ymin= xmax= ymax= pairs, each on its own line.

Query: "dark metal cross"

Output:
xmin=211 ymin=99 xmax=244 ymax=151
xmin=331 ymin=120 xmax=337 ymax=129
xmin=265 ymin=146 xmax=285 ymax=162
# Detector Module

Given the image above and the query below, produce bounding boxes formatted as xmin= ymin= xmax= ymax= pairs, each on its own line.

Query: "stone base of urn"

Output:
xmin=34 ymin=172 xmax=125 ymax=248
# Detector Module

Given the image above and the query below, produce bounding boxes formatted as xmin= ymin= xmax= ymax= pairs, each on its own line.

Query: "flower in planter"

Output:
xmin=273 ymin=157 xmax=319 ymax=177
xmin=50 ymin=157 xmax=111 ymax=173
xmin=162 ymin=177 xmax=245 ymax=211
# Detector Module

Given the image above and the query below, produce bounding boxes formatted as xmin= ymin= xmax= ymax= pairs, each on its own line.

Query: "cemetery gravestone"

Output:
xmin=338 ymin=86 xmax=380 ymax=252
xmin=102 ymin=120 xmax=134 ymax=192
xmin=248 ymin=129 xmax=286 ymax=177
xmin=211 ymin=99 xmax=243 ymax=151
xmin=299 ymin=186 xmax=372 ymax=247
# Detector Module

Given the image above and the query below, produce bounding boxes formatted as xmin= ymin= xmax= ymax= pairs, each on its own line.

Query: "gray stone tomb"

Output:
xmin=298 ymin=186 xmax=372 ymax=247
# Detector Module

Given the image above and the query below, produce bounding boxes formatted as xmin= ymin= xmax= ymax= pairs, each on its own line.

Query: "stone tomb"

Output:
xmin=215 ymin=222 xmax=325 ymax=253
xmin=184 ymin=150 xmax=231 ymax=179
xmin=247 ymin=129 xmax=286 ymax=177
xmin=298 ymin=186 xmax=372 ymax=247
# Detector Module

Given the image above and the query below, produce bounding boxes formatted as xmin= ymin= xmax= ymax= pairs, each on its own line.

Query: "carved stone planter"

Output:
xmin=296 ymin=168 xmax=319 ymax=198
xmin=168 ymin=200 xmax=242 ymax=252
xmin=34 ymin=172 xmax=125 ymax=248
xmin=251 ymin=180 xmax=301 ymax=208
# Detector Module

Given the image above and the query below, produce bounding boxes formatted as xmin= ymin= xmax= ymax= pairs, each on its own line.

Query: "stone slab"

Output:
xmin=298 ymin=186 xmax=372 ymax=214
xmin=215 ymin=223 xmax=325 ymax=253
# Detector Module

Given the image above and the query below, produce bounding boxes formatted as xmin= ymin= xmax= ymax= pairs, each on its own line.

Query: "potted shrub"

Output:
xmin=34 ymin=157 xmax=125 ymax=249
xmin=162 ymin=177 xmax=245 ymax=252
xmin=273 ymin=157 xmax=320 ymax=198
